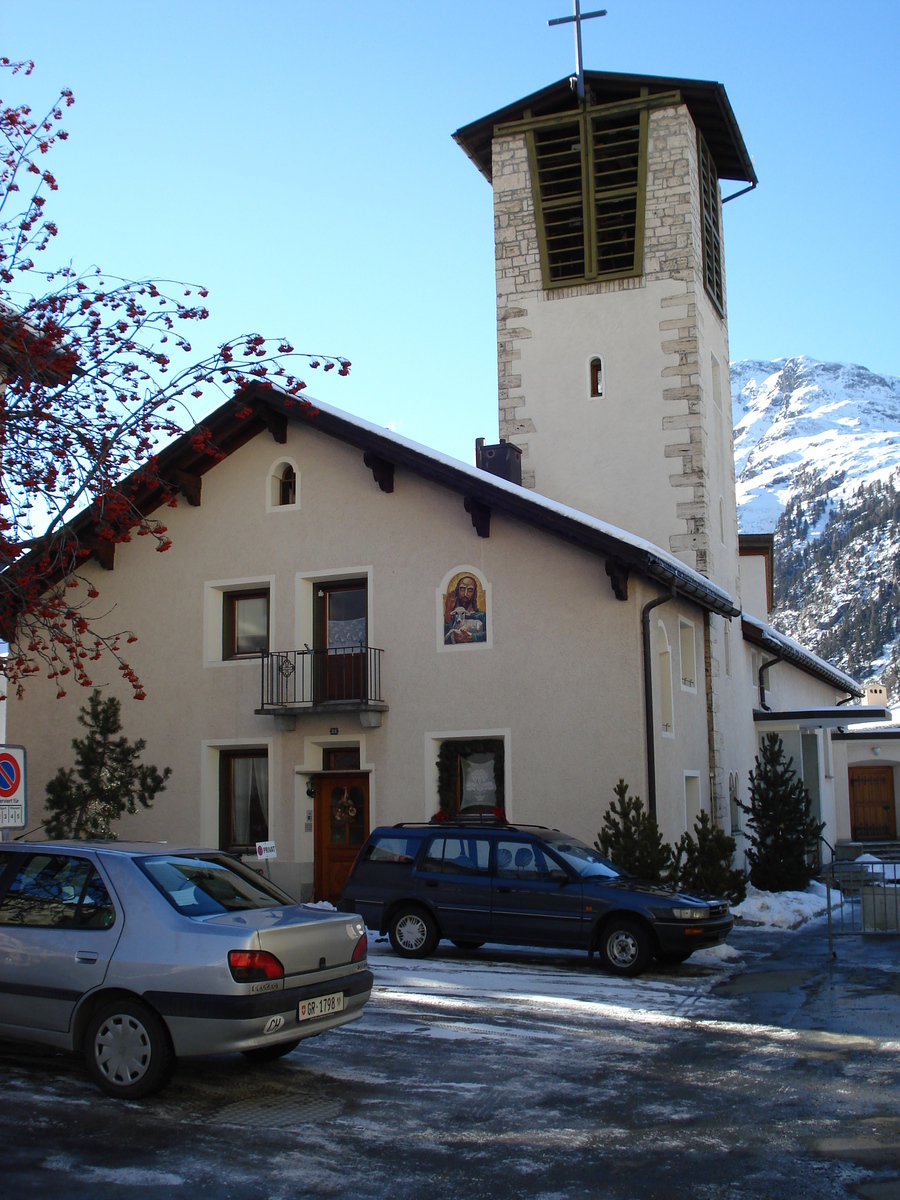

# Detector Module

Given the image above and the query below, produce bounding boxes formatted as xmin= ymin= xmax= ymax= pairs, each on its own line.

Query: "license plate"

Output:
xmin=298 ymin=991 xmax=344 ymax=1021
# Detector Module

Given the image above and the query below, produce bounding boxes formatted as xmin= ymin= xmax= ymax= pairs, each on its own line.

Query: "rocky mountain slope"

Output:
xmin=731 ymin=356 xmax=900 ymax=697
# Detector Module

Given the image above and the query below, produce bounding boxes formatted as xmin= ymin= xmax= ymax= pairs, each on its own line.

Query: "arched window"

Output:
xmin=279 ymin=464 xmax=296 ymax=506
xmin=589 ymin=356 xmax=604 ymax=398
xmin=267 ymin=459 xmax=299 ymax=511
xmin=658 ymin=623 xmax=674 ymax=736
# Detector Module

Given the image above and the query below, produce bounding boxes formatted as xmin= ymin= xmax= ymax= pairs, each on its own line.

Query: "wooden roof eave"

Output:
xmin=244 ymin=384 xmax=738 ymax=619
xmin=452 ymin=70 xmax=757 ymax=187
xmin=12 ymin=380 xmax=738 ymax=623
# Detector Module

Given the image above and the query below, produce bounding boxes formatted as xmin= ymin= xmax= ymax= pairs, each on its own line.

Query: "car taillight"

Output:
xmin=351 ymin=933 xmax=367 ymax=963
xmin=228 ymin=950 xmax=284 ymax=983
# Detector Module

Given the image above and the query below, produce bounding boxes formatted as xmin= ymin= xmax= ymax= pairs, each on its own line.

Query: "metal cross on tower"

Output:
xmin=548 ymin=1 xmax=607 ymax=103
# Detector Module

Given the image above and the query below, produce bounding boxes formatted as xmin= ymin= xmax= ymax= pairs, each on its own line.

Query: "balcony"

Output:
xmin=257 ymin=647 xmax=387 ymax=725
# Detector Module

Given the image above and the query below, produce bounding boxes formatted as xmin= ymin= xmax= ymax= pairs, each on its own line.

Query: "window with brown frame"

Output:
xmin=323 ymin=747 xmax=361 ymax=772
xmin=279 ymin=464 xmax=296 ymax=506
xmin=223 ymin=589 xmax=269 ymax=659
xmin=219 ymin=750 xmax=269 ymax=853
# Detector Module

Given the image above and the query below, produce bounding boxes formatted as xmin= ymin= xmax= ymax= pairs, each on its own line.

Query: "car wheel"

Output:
xmin=242 ymin=1039 xmax=301 ymax=1063
xmin=84 ymin=998 xmax=173 ymax=1099
xmin=598 ymin=919 xmax=652 ymax=977
xmin=451 ymin=940 xmax=485 ymax=950
xmin=388 ymin=906 xmax=439 ymax=958
xmin=655 ymin=949 xmax=693 ymax=965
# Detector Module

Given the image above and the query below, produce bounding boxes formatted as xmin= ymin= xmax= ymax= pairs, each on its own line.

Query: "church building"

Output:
xmin=6 ymin=68 xmax=884 ymax=900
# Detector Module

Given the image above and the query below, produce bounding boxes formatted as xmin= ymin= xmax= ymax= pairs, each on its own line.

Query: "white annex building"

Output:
xmin=7 ymin=70 xmax=890 ymax=899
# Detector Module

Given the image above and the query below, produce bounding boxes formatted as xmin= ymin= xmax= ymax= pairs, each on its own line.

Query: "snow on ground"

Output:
xmin=732 ymin=882 xmax=839 ymax=929
xmin=854 ymin=853 xmax=900 ymax=880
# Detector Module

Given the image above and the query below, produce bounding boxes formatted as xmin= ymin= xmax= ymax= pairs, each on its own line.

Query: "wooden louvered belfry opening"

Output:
xmin=698 ymin=131 xmax=724 ymax=314
xmin=530 ymin=107 xmax=646 ymax=285
xmin=532 ymin=121 xmax=585 ymax=281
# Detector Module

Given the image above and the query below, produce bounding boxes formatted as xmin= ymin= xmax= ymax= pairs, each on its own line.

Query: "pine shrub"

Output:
xmin=741 ymin=733 xmax=824 ymax=892
xmin=595 ymin=779 xmax=672 ymax=882
xmin=43 ymin=689 xmax=171 ymax=840
xmin=671 ymin=811 xmax=746 ymax=904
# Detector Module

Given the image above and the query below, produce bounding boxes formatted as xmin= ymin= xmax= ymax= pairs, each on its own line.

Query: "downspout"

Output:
xmin=757 ymin=649 xmax=785 ymax=712
xmin=642 ymin=589 xmax=676 ymax=820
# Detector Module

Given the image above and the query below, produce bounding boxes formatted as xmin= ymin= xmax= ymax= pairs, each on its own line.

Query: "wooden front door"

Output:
xmin=313 ymin=774 xmax=369 ymax=904
xmin=849 ymin=765 xmax=897 ymax=841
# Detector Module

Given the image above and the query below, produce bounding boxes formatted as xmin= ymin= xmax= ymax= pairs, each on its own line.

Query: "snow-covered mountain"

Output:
xmin=731 ymin=356 xmax=900 ymax=697
xmin=732 ymin=356 xmax=900 ymax=533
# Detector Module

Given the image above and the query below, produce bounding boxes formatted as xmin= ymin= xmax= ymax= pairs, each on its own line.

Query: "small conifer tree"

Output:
xmin=741 ymin=733 xmax=824 ymax=892
xmin=671 ymin=811 xmax=746 ymax=904
xmin=43 ymin=689 xmax=171 ymax=840
xmin=595 ymin=779 xmax=672 ymax=882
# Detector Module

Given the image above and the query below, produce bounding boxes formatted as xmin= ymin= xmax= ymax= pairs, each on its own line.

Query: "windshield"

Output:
xmin=139 ymin=854 xmax=295 ymax=917
xmin=541 ymin=834 xmax=622 ymax=879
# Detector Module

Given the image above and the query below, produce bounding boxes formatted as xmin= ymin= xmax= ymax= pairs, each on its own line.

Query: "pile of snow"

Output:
xmin=854 ymin=853 xmax=900 ymax=881
xmin=732 ymin=881 xmax=840 ymax=929
xmin=691 ymin=942 xmax=743 ymax=963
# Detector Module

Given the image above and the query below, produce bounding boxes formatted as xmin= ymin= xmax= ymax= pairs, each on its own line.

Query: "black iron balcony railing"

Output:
xmin=259 ymin=646 xmax=384 ymax=711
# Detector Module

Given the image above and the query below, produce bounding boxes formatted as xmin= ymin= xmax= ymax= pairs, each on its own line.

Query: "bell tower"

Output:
xmin=454 ymin=71 xmax=756 ymax=598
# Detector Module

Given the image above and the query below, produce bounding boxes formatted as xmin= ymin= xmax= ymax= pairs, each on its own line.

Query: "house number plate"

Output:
xmin=298 ymin=991 xmax=344 ymax=1021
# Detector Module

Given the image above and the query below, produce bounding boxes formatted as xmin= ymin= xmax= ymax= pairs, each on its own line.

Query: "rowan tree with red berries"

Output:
xmin=0 ymin=59 xmax=349 ymax=701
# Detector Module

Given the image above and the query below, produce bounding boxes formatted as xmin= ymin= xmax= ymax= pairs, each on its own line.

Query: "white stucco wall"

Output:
xmin=8 ymin=421 xmax=681 ymax=892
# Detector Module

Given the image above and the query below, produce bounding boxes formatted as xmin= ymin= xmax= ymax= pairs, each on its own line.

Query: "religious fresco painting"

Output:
xmin=442 ymin=569 xmax=488 ymax=646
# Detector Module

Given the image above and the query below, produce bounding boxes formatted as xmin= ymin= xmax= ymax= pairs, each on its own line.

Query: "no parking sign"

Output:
xmin=0 ymin=745 xmax=26 ymax=831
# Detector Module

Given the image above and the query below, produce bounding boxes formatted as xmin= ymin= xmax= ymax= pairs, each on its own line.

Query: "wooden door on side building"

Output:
xmin=313 ymin=774 xmax=369 ymax=904
xmin=849 ymin=765 xmax=897 ymax=841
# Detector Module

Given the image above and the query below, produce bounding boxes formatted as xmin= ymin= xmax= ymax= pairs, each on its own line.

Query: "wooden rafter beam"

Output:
xmin=363 ymin=451 xmax=394 ymax=493
xmin=83 ymin=537 xmax=115 ymax=571
xmin=605 ymin=557 xmax=628 ymax=601
xmin=250 ymin=402 xmax=287 ymax=444
xmin=464 ymin=496 xmax=491 ymax=538
xmin=166 ymin=468 xmax=202 ymax=507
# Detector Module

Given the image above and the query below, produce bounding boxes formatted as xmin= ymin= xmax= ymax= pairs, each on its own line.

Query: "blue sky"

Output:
xmin=3 ymin=1 xmax=899 ymax=464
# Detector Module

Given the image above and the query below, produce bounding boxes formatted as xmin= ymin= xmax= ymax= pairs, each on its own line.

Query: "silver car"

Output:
xmin=0 ymin=842 xmax=373 ymax=1098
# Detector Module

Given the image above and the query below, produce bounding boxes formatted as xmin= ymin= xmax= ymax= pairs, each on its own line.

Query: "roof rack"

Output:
xmin=390 ymin=818 xmax=552 ymax=830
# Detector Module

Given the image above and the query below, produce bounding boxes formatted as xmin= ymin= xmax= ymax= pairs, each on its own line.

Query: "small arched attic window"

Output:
xmin=267 ymin=459 xmax=299 ymax=511
xmin=279 ymin=464 xmax=296 ymax=506
xmin=589 ymin=356 xmax=604 ymax=399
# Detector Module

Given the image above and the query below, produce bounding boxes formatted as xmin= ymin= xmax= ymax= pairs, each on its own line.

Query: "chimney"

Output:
xmin=475 ymin=437 xmax=522 ymax=485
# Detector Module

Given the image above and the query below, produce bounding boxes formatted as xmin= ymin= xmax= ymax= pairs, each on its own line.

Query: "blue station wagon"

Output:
xmin=339 ymin=822 xmax=733 ymax=976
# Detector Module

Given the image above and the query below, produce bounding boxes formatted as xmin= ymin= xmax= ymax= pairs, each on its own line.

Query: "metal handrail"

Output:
xmin=259 ymin=646 xmax=384 ymax=710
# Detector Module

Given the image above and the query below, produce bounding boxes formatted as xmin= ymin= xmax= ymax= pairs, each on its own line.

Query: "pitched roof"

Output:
xmin=452 ymin=71 xmax=757 ymax=186
xmin=242 ymin=385 xmax=740 ymax=617
xmin=741 ymin=613 xmax=862 ymax=698
xmin=61 ymin=382 xmax=740 ymax=619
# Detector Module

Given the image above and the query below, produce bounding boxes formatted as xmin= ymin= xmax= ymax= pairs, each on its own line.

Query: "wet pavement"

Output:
xmin=0 ymin=919 xmax=898 ymax=1199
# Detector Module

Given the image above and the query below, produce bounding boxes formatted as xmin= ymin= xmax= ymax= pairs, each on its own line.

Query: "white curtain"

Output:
xmin=231 ymin=756 xmax=268 ymax=845
xmin=460 ymin=753 xmax=497 ymax=809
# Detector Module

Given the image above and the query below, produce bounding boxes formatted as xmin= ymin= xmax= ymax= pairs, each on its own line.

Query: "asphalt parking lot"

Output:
xmin=1 ymin=920 xmax=898 ymax=1200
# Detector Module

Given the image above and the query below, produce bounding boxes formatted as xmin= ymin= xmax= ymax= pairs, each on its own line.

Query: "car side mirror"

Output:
xmin=548 ymin=869 xmax=569 ymax=885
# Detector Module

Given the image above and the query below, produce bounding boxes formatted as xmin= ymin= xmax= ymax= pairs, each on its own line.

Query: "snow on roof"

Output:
xmin=271 ymin=388 xmax=739 ymax=617
xmin=741 ymin=612 xmax=862 ymax=696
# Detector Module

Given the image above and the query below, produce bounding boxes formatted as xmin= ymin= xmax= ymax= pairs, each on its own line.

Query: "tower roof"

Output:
xmin=453 ymin=70 xmax=757 ymax=186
